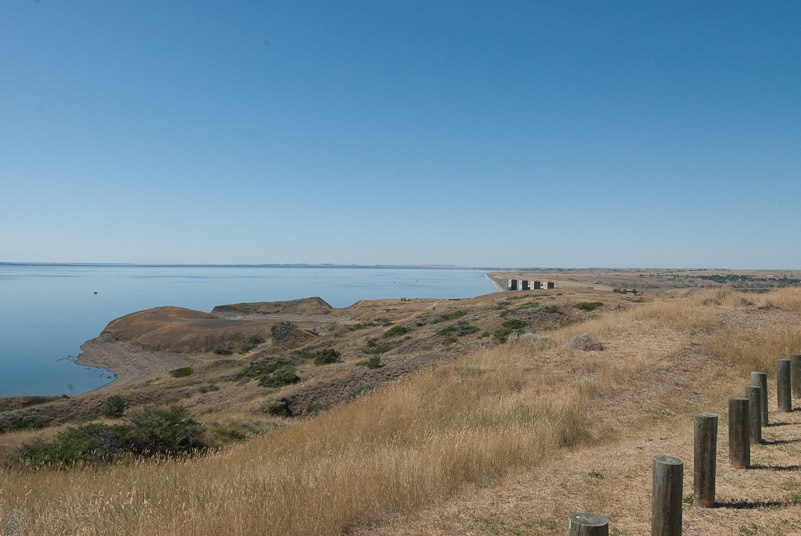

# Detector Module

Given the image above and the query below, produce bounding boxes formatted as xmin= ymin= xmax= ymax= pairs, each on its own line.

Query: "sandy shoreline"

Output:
xmin=75 ymin=333 xmax=190 ymax=393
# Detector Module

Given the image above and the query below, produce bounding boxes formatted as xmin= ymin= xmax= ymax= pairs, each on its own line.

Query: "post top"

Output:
xmin=694 ymin=412 xmax=718 ymax=419
xmin=568 ymin=512 xmax=608 ymax=527
xmin=729 ymin=397 xmax=748 ymax=401
xmin=653 ymin=455 xmax=683 ymax=465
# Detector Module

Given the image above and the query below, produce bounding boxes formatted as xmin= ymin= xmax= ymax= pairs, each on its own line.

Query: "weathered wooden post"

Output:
xmin=791 ymin=354 xmax=801 ymax=398
xmin=728 ymin=397 xmax=750 ymax=468
xmin=568 ymin=512 xmax=609 ymax=535
xmin=751 ymin=372 xmax=768 ymax=426
xmin=778 ymin=359 xmax=792 ymax=412
xmin=744 ymin=385 xmax=762 ymax=443
xmin=693 ymin=413 xmax=717 ymax=507
xmin=652 ymin=456 xmax=683 ymax=536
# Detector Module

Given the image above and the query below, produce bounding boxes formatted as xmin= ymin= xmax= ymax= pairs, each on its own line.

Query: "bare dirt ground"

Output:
xmin=75 ymin=333 xmax=190 ymax=392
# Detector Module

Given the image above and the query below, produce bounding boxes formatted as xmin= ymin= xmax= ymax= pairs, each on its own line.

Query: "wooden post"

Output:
xmin=778 ymin=359 xmax=792 ymax=412
xmin=568 ymin=512 xmax=609 ymax=535
xmin=751 ymin=372 xmax=768 ymax=426
xmin=744 ymin=385 xmax=762 ymax=443
xmin=728 ymin=397 xmax=750 ymax=468
xmin=652 ymin=456 xmax=683 ymax=536
xmin=693 ymin=413 xmax=717 ymax=507
xmin=791 ymin=354 xmax=801 ymax=399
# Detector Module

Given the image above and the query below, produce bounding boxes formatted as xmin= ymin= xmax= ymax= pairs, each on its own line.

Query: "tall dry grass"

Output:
xmin=3 ymin=287 xmax=801 ymax=535
xmin=0 ymin=346 xmax=585 ymax=535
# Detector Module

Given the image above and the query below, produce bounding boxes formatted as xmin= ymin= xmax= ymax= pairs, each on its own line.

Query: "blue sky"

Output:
xmin=1 ymin=1 xmax=799 ymax=268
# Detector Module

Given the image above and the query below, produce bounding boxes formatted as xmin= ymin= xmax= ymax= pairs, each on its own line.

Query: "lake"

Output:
xmin=0 ymin=264 xmax=494 ymax=397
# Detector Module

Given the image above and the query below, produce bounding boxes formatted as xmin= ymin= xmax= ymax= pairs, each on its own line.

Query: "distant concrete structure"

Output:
xmin=520 ymin=280 xmax=530 ymax=291
xmin=508 ymin=278 xmax=518 ymax=291
xmin=532 ymin=280 xmax=542 ymax=289
xmin=546 ymin=281 xmax=555 ymax=289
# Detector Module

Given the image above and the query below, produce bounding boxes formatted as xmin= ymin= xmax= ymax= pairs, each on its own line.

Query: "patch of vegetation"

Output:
xmin=293 ymin=349 xmax=316 ymax=360
xmin=259 ymin=365 xmax=300 ymax=387
xmin=169 ymin=367 xmax=194 ymax=378
xmin=514 ymin=301 xmax=540 ymax=310
xmin=197 ymin=384 xmax=220 ymax=394
xmin=100 ymin=395 xmax=127 ymax=418
xmin=374 ymin=317 xmax=393 ymax=326
xmin=479 ymin=331 xmax=490 ymax=339
xmin=356 ymin=356 xmax=382 ymax=368
xmin=441 ymin=336 xmax=457 ymax=346
xmin=575 ymin=302 xmax=604 ymax=312
xmin=383 ymin=325 xmax=412 ymax=338
xmin=264 ymin=400 xmax=291 ymax=417
xmin=430 ymin=310 xmax=467 ymax=323
xmin=236 ymin=359 xmax=299 ymax=387
xmin=305 ymin=402 xmax=327 ymax=414
xmin=492 ymin=319 xmax=527 ymax=343
xmin=682 ymin=494 xmax=694 ymax=505
xmin=542 ymin=305 xmax=559 ymax=313
xmin=213 ymin=348 xmax=233 ymax=355
xmin=588 ymin=469 xmax=604 ymax=479
xmin=436 ymin=321 xmax=479 ymax=337
xmin=18 ymin=406 xmax=205 ymax=466
xmin=239 ymin=335 xmax=265 ymax=354
xmin=346 ymin=384 xmax=377 ymax=400
xmin=361 ymin=338 xmax=395 ymax=355
xmin=313 ymin=348 xmax=341 ymax=366
xmin=210 ymin=427 xmax=246 ymax=443
xmin=0 ymin=411 xmax=52 ymax=434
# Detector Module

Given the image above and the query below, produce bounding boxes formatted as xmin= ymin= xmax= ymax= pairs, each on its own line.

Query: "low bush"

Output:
xmin=356 ymin=356 xmax=382 ymax=369
xmin=213 ymin=348 xmax=233 ymax=355
xmin=568 ymin=333 xmax=604 ymax=351
xmin=305 ymin=402 xmax=327 ymax=414
xmin=430 ymin=311 xmax=467 ymax=323
xmin=169 ymin=367 xmax=193 ymax=378
xmin=259 ymin=365 xmax=300 ymax=388
xmin=492 ymin=319 xmax=527 ymax=343
xmin=18 ymin=407 xmax=205 ymax=466
xmin=313 ymin=348 xmax=341 ymax=366
xmin=240 ymin=335 xmax=266 ymax=354
xmin=0 ymin=411 xmax=52 ymax=434
xmin=383 ymin=325 xmax=412 ymax=338
xmin=100 ymin=395 xmax=127 ymax=418
xmin=264 ymin=400 xmax=291 ymax=417
xmin=361 ymin=339 xmax=395 ymax=355
xmin=575 ymin=302 xmax=604 ymax=312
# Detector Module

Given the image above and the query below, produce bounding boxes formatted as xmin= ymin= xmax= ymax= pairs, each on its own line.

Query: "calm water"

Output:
xmin=0 ymin=265 xmax=493 ymax=397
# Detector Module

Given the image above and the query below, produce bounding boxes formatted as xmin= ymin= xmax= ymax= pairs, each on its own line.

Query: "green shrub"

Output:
xmin=430 ymin=311 xmax=467 ymax=323
xmin=213 ymin=348 xmax=233 ymax=355
xmin=126 ymin=406 xmax=205 ymax=454
xmin=305 ymin=402 xmax=327 ymax=414
xmin=264 ymin=400 xmax=291 ymax=417
xmin=346 ymin=384 xmax=376 ymax=400
xmin=492 ymin=319 xmax=527 ymax=343
xmin=384 ymin=325 xmax=412 ymax=338
xmin=501 ymin=319 xmax=526 ymax=330
xmin=100 ymin=395 xmax=126 ymax=418
xmin=211 ymin=427 xmax=246 ymax=443
xmin=0 ymin=411 xmax=51 ymax=434
xmin=19 ymin=407 xmax=205 ymax=466
xmin=356 ymin=356 xmax=382 ymax=368
xmin=361 ymin=339 xmax=395 ymax=355
xmin=575 ymin=302 xmax=604 ymax=312
xmin=169 ymin=367 xmax=193 ymax=378
xmin=197 ymin=384 xmax=220 ymax=394
xmin=441 ymin=336 xmax=457 ymax=345
xmin=314 ymin=348 xmax=341 ymax=366
xmin=259 ymin=365 xmax=300 ymax=387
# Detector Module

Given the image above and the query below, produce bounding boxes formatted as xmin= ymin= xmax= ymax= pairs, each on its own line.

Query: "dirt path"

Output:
xmin=75 ymin=334 xmax=190 ymax=392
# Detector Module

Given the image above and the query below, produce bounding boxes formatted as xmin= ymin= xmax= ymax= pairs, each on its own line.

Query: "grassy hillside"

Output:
xmin=2 ymin=288 xmax=801 ymax=534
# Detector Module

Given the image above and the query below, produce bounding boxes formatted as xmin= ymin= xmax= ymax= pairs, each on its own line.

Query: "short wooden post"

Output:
xmin=568 ymin=512 xmax=609 ymax=535
xmin=751 ymin=372 xmax=768 ymax=426
xmin=728 ymin=397 xmax=750 ymax=468
xmin=744 ymin=385 xmax=762 ymax=443
xmin=652 ymin=456 xmax=683 ymax=536
xmin=693 ymin=413 xmax=717 ymax=507
xmin=791 ymin=354 xmax=801 ymax=398
xmin=778 ymin=359 xmax=792 ymax=412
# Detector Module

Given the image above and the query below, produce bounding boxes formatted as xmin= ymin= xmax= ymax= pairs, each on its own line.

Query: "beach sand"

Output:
xmin=75 ymin=333 xmax=190 ymax=392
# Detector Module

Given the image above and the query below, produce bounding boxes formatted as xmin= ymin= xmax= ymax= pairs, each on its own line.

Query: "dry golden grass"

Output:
xmin=3 ymin=288 xmax=801 ymax=535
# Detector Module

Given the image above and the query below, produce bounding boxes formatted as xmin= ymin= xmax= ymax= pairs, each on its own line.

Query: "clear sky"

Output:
xmin=1 ymin=1 xmax=799 ymax=268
